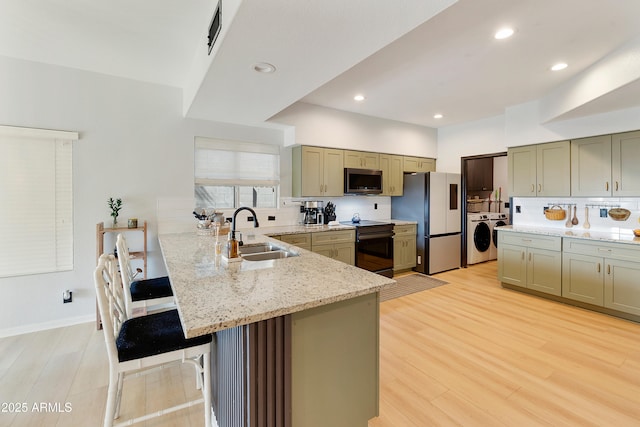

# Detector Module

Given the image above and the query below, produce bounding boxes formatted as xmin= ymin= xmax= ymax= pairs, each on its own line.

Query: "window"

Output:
xmin=194 ymin=137 xmax=280 ymax=209
xmin=0 ymin=126 xmax=77 ymax=277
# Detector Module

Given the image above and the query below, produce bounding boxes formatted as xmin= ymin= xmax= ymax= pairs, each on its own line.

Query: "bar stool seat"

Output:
xmin=129 ymin=276 xmax=173 ymax=302
xmin=116 ymin=233 xmax=174 ymax=317
xmin=116 ymin=309 xmax=211 ymax=362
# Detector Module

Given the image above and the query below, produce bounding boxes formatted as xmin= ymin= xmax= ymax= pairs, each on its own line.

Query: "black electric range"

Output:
xmin=340 ymin=220 xmax=395 ymax=278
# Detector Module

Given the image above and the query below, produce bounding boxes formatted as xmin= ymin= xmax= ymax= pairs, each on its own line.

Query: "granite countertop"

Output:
xmin=497 ymin=225 xmax=640 ymax=246
xmin=159 ymin=232 xmax=396 ymax=338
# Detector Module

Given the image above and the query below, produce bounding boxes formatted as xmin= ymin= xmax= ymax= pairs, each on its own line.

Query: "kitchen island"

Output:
xmin=159 ymin=231 xmax=395 ymax=427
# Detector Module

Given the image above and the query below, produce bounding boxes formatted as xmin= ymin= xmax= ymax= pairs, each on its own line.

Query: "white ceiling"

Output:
xmin=2 ymin=0 xmax=640 ymax=129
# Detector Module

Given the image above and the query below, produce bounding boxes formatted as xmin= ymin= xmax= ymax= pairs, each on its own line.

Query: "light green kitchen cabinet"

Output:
xmin=562 ymin=252 xmax=603 ymax=305
xmin=604 ymin=258 xmax=640 ymax=316
xmin=277 ymin=233 xmax=312 ymax=251
xmin=612 ymin=130 xmax=640 ymax=196
xmin=497 ymin=231 xmax=562 ymax=296
xmin=393 ymin=224 xmax=416 ymax=272
xmin=380 ymin=154 xmax=403 ymax=196
xmin=570 ymin=135 xmax=612 ymax=197
xmin=563 ymin=238 xmax=640 ymax=315
xmin=292 ymin=146 xmax=344 ymax=197
xmin=311 ymin=230 xmax=355 ymax=265
xmin=344 ymin=150 xmax=379 ymax=169
xmin=571 ymin=131 xmax=640 ymax=197
xmin=508 ymin=141 xmax=570 ymax=197
xmin=402 ymin=156 xmax=435 ymax=173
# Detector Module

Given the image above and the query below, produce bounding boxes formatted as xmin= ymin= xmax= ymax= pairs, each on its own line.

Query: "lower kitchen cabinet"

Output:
xmin=563 ymin=238 xmax=640 ymax=315
xmin=311 ymin=230 xmax=355 ymax=265
xmin=276 ymin=232 xmax=312 ymax=250
xmin=393 ymin=224 xmax=416 ymax=272
xmin=562 ymin=252 xmax=603 ymax=305
xmin=498 ymin=232 xmax=562 ymax=296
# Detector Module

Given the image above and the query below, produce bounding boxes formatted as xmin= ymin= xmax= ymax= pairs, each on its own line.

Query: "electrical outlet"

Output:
xmin=516 ymin=205 xmax=521 ymax=213
xmin=63 ymin=290 xmax=73 ymax=303
xmin=417 ymin=255 xmax=422 ymax=265
xmin=268 ymin=215 xmax=276 ymax=221
xmin=374 ymin=203 xmax=378 ymax=209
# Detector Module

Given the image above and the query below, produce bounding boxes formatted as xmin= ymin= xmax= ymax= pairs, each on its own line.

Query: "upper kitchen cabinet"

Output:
xmin=380 ymin=154 xmax=403 ymax=196
xmin=508 ymin=141 xmax=570 ymax=197
xmin=344 ymin=150 xmax=379 ymax=169
xmin=571 ymin=135 xmax=612 ymax=197
xmin=613 ymin=130 xmax=640 ymax=196
xmin=403 ymin=156 xmax=435 ymax=173
xmin=465 ymin=157 xmax=493 ymax=192
xmin=571 ymin=131 xmax=640 ymax=197
xmin=293 ymin=146 xmax=344 ymax=197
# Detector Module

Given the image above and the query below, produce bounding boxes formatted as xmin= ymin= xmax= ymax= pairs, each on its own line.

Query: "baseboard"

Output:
xmin=0 ymin=314 xmax=95 ymax=338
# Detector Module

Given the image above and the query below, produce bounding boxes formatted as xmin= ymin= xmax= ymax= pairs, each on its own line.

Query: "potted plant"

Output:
xmin=108 ymin=197 xmax=123 ymax=227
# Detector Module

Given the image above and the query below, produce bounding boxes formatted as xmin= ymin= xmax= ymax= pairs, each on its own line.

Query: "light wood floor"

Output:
xmin=2 ymin=261 xmax=639 ymax=427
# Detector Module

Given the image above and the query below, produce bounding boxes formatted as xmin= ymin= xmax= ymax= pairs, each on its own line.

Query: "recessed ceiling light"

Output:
xmin=494 ymin=27 xmax=514 ymax=40
xmin=434 ymin=113 xmax=443 ymax=119
xmin=253 ymin=62 xmax=276 ymax=73
xmin=551 ymin=62 xmax=568 ymax=71
xmin=354 ymin=94 xmax=365 ymax=101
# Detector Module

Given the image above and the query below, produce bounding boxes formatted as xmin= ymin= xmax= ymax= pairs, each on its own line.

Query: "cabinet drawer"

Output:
xmin=312 ymin=230 xmax=355 ymax=245
xmin=393 ymin=224 xmax=416 ymax=236
xmin=563 ymin=238 xmax=640 ymax=261
xmin=279 ymin=233 xmax=312 ymax=249
xmin=499 ymin=232 xmax=561 ymax=251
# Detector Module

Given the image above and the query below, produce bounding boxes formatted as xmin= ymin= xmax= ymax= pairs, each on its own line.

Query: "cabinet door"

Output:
xmin=323 ymin=148 xmax=344 ymax=196
xmin=562 ymin=253 xmax=603 ymax=305
xmin=362 ymin=152 xmax=380 ymax=169
xmin=527 ymin=248 xmax=562 ymax=296
xmin=508 ymin=146 xmax=537 ymax=196
xmin=301 ymin=146 xmax=325 ymax=196
xmin=380 ymin=154 xmax=403 ymax=196
xmin=498 ymin=244 xmax=527 ymax=288
xmin=465 ymin=157 xmax=493 ymax=191
xmin=571 ymin=135 xmax=612 ymax=196
xmin=537 ymin=141 xmax=570 ymax=197
xmin=312 ymin=244 xmax=334 ymax=259
xmin=394 ymin=236 xmax=416 ymax=271
xmin=604 ymin=258 xmax=640 ymax=316
xmin=333 ymin=242 xmax=355 ymax=265
xmin=612 ymin=130 xmax=640 ymax=196
xmin=344 ymin=150 xmax=364 ymax=168
xmin=418 ymin=158 xmax=435 ymax=172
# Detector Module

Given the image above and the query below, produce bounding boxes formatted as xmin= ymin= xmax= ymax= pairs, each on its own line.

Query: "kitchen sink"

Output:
xmin=241 ymin=250 xmax=299 ymax=261
xmin=238 ymin=243 xmax=280 ymax=255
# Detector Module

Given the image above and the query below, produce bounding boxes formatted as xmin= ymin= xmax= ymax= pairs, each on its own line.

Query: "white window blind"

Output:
xmin=194 ymin=137 xmax=280 ymax=209
xmin=195 ymin=137 xmax=280 ymax=187
xmin=0 ymin=126 xmax=77 ymax=277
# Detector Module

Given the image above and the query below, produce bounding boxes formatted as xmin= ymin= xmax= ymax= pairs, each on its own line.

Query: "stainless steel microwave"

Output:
xmin=344 ymin=168 xmax=383 ymax=195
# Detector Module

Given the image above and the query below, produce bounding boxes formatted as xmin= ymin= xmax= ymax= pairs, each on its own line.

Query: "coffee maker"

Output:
xmin=302 ymin=201 xmax=324 ymax=226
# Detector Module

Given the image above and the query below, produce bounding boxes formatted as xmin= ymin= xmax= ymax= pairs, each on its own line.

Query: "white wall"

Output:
xmin=438 ymin=102 xmax=640 ymax=173
xmin=270 ymin=102 xmax=438 ymax=157
xmin=0 ymin=56 xmax=284 ymax=336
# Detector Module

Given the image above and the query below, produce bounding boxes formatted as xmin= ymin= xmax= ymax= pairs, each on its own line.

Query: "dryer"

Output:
xmin=489 ymin=212 xmax=510 ymax=260
xmin=467 ymin=213 xmax=491 ymax=264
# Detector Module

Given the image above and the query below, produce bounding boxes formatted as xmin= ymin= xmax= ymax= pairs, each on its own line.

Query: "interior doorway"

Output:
xmin=460 ymin=152 xmax=507 ymax=267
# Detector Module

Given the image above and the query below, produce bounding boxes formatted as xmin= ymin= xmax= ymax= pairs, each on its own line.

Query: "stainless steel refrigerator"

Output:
xmin=391 ymin=172 xmax=461 ymax=274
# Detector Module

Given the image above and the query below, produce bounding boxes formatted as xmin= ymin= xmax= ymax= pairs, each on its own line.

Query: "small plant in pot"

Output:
xmin=108 ymin=197 xmax=123 ymax=227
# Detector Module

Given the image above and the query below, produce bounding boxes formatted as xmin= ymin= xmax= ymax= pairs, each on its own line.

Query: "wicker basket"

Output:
xmin=544 ymin=205 xmax=566 ymax=221
xmin=608 ymin=208 xmax=631 ymax=221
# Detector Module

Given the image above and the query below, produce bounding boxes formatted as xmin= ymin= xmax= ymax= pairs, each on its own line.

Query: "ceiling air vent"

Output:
xmin=207 ymin=1 xmax=221 ymax=55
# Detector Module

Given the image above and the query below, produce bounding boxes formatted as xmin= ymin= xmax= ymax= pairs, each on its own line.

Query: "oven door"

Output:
xmin=355 ymin=231 xmax=394 ymax=277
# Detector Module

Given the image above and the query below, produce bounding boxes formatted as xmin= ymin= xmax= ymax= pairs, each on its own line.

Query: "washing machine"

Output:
xmin=467 ymin=213 xmax=491 ymax=264
xmin=489 ymin=212 xmax=510 ymax=260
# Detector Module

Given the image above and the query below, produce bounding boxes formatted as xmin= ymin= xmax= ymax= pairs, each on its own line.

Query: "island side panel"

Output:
xmin=291 ymin=292 xmax=380 ymax=427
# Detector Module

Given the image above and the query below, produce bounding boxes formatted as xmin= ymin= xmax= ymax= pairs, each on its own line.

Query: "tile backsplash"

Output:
xmin=511 ymin=197 xmax=640 ymax=235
